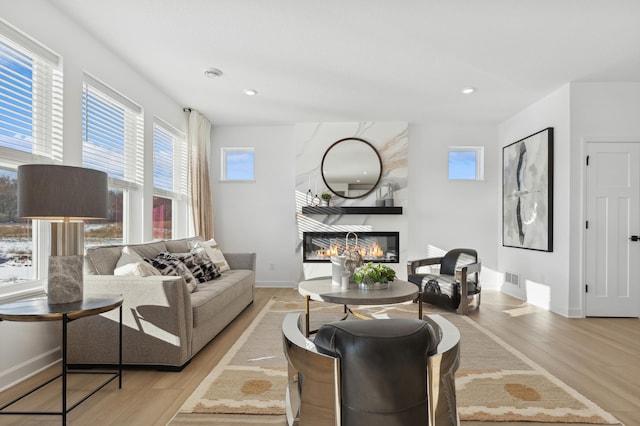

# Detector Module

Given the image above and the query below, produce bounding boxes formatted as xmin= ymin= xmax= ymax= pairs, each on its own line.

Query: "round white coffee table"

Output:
xmin=298 ymin=277 xmax=420 ymax=336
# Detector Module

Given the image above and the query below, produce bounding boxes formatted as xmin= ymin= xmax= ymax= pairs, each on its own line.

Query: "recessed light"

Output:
xmin=244 ymin=89 xmax=258 ymax=96
xmin=203 ymin=68 xmax=223 ymax=78
xmin=461 ymin=87 xmax=476 ymax=94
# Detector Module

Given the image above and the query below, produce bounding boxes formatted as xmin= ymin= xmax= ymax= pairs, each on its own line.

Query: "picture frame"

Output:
xmin=502 ymin=127 xmax=554 ymax=252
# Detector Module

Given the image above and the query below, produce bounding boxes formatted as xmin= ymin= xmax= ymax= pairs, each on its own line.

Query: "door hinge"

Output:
xmin=586 ymin=155 xmax=590 ymax=166
xmin=585 ymin=284 xmax=589 ymax=293
xmin=586 ymin=220 xmax=589 ymax=229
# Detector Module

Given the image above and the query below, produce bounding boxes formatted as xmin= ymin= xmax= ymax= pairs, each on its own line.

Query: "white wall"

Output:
xmin=210 ymin=125 xmax=300 ymax=287
xmin=497 ymin=85 xmax=571 ymax=314
xmin=568 ymin=82 xmax=640 ymax=317
xmin=1 ymin=2 xmax=185 ymax=390
xmin=408 ymin=124 xmax=500 ymax=288
xmin=497 ymin=82 xmax=640 ymax=317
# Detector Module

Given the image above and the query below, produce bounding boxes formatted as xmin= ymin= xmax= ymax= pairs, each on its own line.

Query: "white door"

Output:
xmin=585 ymin=142 xmax=640 ymax=317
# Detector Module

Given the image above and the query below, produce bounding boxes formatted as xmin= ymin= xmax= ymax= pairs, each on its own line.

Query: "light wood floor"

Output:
xmin=0 ymin=288 xmax=638 ymax=425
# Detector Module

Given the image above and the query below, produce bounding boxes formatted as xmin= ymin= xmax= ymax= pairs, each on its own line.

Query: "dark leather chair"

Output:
xmin=407 ymin=248 xmax=481 ymax=315
xmin=282 ymin=313 xmax=461 ymax=425
xmin=314 ymin=319 xmax=438 ymax=426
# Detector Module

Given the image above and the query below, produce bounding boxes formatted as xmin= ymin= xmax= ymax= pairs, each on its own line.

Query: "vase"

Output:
xmin=358 ymin=277 xmax=390 ymax=290
xmin=358 ymin=281 xmax=390 ymax=290
xmin=320 ymin=199 xmax=330 ymax=206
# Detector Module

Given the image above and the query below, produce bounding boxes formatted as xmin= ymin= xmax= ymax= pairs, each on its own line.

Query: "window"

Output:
xmin=82 ymin=75 xmax=143 ymax=245
xmin=84 ymin=187 xmax=124 ymax=247
xmin=82 ymin=75 xmax=143 ymax=185
xmin=448 ymin=146 xmax=484 ymax=180
xmin=0 ymin=21 xmax=63 ymax=162
xmin=221 ymin=147 xmax=254 ymax=181
xmin=152 ymin=196 xmax=172 ymax=239
xmin=0 ymin=168 xmax=33 ymax=285
xmin=0 ymin=21 xmax=62 ymax=289
xmin=153 ymin=120 xmax=187 ymax=239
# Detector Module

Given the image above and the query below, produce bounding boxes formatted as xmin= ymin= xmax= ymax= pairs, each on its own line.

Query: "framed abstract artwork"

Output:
xmin=502 ymin=127 xmax=554 ymax=252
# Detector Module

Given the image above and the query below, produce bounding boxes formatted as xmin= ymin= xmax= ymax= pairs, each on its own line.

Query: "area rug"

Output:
xmin=172 ymin=295 xmax=621 ymax=424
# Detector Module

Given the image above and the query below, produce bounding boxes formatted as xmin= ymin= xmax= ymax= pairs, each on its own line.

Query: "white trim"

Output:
xmin=83 ymin=72 xmax=142 ymax=114
xmin=0 ymin=19 xmax=60 ymax=66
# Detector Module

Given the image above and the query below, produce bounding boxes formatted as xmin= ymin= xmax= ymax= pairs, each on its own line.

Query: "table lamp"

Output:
xmin=17 ymin=164 xmax=108 ymax=304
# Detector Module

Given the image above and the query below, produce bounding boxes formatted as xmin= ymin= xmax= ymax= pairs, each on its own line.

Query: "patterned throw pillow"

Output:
xmin=144 ymin=252 xmax=198 ymax=292
xmin=188 ymin=240 xmax=231 ymax=272
xmin=174 ymin=250 xmax=220 ymax=283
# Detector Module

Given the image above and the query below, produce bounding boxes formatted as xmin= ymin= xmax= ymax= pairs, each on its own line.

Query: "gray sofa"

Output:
xmin=68 ymin=237 xmax=255 ymax=370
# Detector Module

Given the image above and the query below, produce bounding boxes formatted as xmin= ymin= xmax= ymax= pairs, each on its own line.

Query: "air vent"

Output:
xmin=505 ymin=272 xmax=520 ymax=287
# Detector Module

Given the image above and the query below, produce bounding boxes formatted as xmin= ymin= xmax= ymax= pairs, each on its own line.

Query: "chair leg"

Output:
xmin=456 ymin=297 xmax=469 ymax=315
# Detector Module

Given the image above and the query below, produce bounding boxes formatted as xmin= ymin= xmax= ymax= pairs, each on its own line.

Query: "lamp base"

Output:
xmin=48 ymin=255 xmax=83 ymax=304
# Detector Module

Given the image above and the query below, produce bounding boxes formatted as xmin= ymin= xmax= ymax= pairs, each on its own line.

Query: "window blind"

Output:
xmin=153 ymin=119 xmax=187 ymax=196
xmin=82 ymin=76 xmax=143 ymax=186
xmin=0 ymin=20 xmax=63 ymax=162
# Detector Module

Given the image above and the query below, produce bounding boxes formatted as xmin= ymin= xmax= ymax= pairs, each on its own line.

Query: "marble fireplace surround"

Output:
xmin=295 ymin=122 xmax=409 ymax=279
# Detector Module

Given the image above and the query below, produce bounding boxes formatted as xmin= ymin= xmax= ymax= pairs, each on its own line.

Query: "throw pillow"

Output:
xmin=189 ymin=240 xmax=231 ymax=272
xmin=144 ymin=251 xmax=198 ymax=292
xmin=114 ymin=246 xmax=161 ymax=277
xmin=174 ymin=250 xmax=220 ymax=283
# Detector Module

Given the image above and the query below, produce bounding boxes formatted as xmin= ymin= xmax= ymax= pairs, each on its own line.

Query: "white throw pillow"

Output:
xmin=190 ymin=240 xmax=230 ymax=272
xmin=114 ymin=246 xmax=161 ymax=276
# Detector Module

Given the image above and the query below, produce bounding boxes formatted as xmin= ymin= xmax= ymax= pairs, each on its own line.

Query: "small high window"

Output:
xmin=221 ymin=147 xmax=255 ymax=181
xmin=448 ymin=146 xmax=484 ymax=180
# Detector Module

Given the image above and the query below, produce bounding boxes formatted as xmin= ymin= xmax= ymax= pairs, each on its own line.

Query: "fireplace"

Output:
xmin=302 ymin=232 xmax=399 ymax=263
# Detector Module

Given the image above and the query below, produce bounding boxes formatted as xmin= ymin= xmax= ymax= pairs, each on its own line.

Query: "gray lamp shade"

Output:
xmin=17 ymin=164 xmax=108 ymax=220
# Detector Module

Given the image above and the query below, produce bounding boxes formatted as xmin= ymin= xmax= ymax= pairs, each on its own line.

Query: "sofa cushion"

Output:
xmin=174 ymin=251 xmax=220 ymax=283
xmin=128 ymin=241 xmax=168 ymax=260
xmin=190 ymin=270 xmax=254 ymax=327
xmin=114 ymin=246 xmax=161 ymax=277
xmin=166 ymin=236 xmax=203 ymax=253
xmin=85 ymin=245 xmax=124 ymax=275
xmin=145 ymin=251 xmax=199 ymax=292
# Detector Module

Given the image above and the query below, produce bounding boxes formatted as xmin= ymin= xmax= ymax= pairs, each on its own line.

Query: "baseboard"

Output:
xmin=0 ymin=347 xmax=61 ymax=392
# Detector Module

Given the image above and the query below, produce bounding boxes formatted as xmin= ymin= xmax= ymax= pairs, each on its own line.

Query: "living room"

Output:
xmin=1 ymin=1 xmax=639 ymax=424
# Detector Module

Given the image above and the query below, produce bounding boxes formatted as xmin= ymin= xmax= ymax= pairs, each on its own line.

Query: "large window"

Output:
xmin=0 ymin=22 xmax=62 ymax=289
xmin=82 ymin=75 xmax=143 ymax=245
xmin=0 ymin=21 xmax=63 ymax=161
xmin=85 ymin=188 xmax=124 ymax=247
xmin=0 ymin=168 xmax=32 ymax=285
xmin=153 ymin=119 xmax=187 ymax=239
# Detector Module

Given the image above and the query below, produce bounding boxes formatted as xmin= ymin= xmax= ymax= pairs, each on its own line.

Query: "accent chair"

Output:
xmin=407 ymin=248 xmax=481 ymax=315
xmin=282 ymin=313 xmax=461 ymax=425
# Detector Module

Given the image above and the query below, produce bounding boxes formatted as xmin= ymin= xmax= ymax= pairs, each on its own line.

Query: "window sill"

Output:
xmin=0 ymin=281 xmax=46 ymax=303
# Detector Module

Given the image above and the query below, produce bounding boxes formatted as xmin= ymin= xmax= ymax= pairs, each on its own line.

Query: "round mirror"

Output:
xmin=321 ymin=137 xmax=382 ymax=199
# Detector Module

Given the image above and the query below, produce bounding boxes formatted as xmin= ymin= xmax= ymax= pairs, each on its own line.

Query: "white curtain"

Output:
xmin=187 ymin=110 xmax=214 ymax=240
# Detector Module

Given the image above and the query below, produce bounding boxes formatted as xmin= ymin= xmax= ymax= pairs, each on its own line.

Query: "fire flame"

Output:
xmin=316 ymin=245 xmax=340 ymax=257
xmin=315 ymin=242 xmax=384 ymax=258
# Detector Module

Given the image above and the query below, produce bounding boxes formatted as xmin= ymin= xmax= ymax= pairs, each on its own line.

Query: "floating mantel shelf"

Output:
xmin=301 ymin=206 xmax=403 ymax=215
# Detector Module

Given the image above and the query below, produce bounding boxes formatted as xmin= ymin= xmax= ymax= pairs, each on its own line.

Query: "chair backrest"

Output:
xmin=441 ymin=248 xmax=478 ymax=279
xmin=314 ymin=318 xmax=440 ymax=426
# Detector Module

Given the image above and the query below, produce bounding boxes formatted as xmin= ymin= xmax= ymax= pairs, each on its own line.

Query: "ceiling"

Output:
xmin=50 ymin=0 xmax=640 ymax=126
